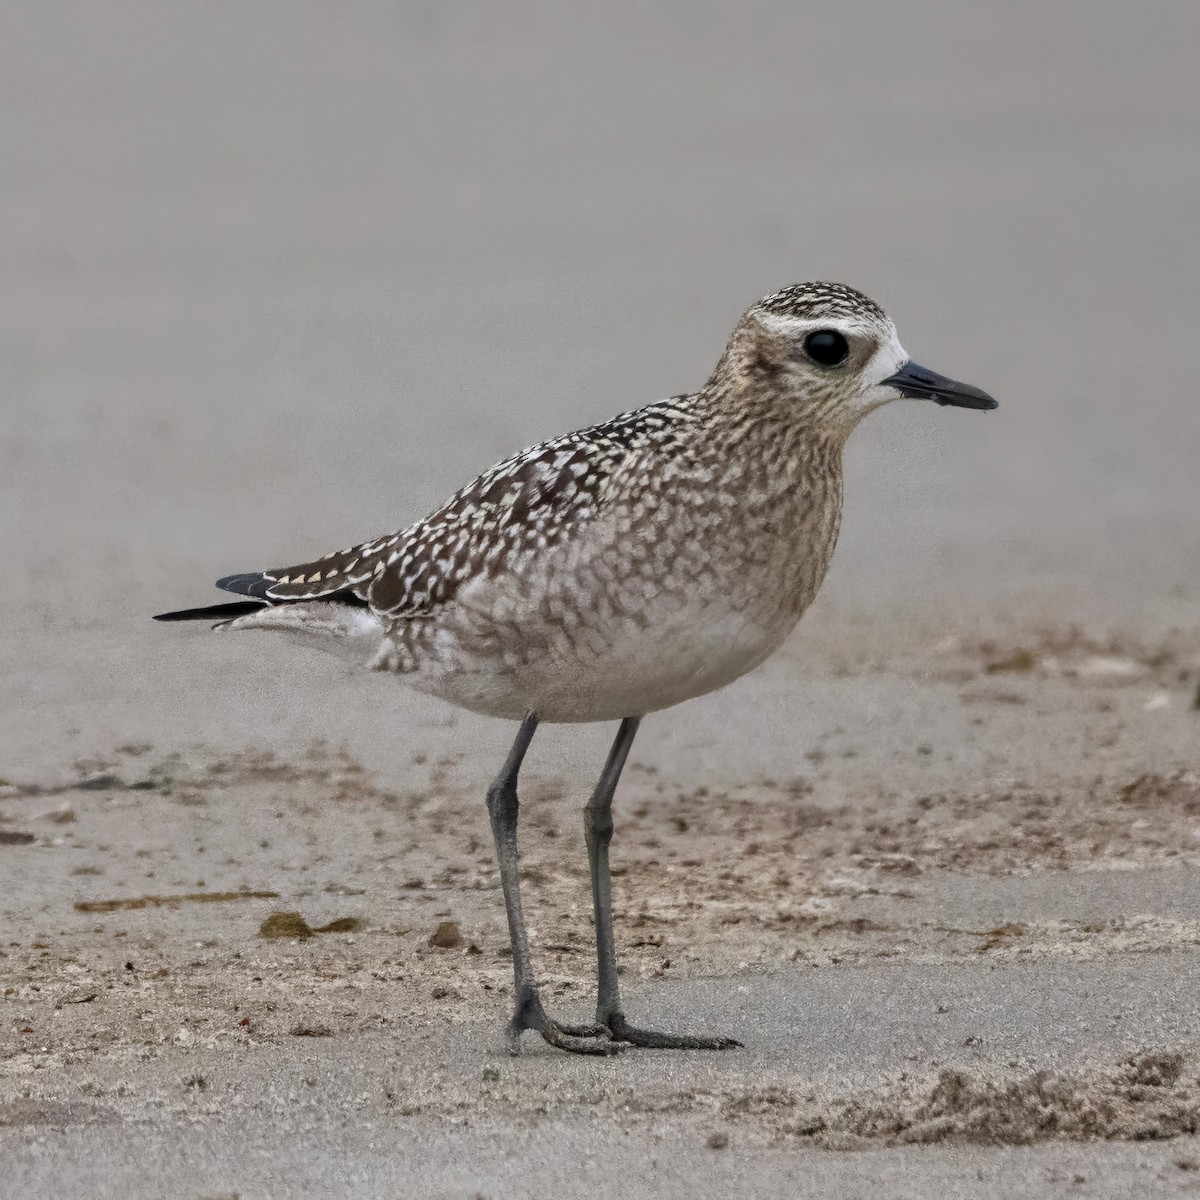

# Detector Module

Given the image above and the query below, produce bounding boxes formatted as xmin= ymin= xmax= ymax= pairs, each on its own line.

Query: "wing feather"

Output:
xmin=215 ymin=398 xmax=691 ymax=617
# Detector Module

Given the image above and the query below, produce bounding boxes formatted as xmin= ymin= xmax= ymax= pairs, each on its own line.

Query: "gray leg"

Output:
xmin=584 ymin=716 xmax=741 ymax=1050
xmin=488 ymin=712 xmax=619 ymax=1056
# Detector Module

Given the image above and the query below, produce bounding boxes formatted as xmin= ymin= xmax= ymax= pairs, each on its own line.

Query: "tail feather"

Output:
xmin=155 ymin=582 xmax=369 ymax=624
xmin=153 ymin=601 xmax=268 ymax=622
xmin=157 ymin=554 xmax=377 ymax=626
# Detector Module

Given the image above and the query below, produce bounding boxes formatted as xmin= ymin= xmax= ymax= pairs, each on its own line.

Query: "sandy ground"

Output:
xmin=4 ymin=2 xmax=1200 ymax=1197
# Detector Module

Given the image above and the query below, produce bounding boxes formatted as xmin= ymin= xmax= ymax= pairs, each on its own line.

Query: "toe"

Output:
xmin=542 ymin=1024 xmax=623 ymax=1055
xmin=608 ymin=1016 xmax=742 ymax=1050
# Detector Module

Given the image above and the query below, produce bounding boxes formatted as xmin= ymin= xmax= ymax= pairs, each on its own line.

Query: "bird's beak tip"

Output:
xmin=884 ymin=361 xmax=998 ymax=412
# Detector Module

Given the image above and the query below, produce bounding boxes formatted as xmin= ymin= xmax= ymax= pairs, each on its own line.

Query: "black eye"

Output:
xmin=803 ymin=329 xmax=849 ymax=367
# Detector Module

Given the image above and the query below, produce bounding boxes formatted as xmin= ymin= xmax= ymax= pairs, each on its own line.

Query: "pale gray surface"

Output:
xmin=7 ymin=956 xmax=1200 ymax=1200
xmin=4 ymin=0 xmax=1200 ymax=780
xmin=3 ymin=2 xmax=1200 ymax=1197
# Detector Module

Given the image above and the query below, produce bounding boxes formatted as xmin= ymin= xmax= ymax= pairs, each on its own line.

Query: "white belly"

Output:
xmin=402 ymin=588 xmax=800 ymax=723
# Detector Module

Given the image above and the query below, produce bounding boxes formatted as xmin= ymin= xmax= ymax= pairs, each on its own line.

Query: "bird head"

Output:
xmin=731 ymin=282 xmax=997 ymax=430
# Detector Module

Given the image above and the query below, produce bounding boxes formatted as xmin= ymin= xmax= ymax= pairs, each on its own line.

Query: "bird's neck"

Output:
xmin=690 ymin=372 xmax=849 ymax=485
xmin=674 ymin=384 xmax=844 ymax=623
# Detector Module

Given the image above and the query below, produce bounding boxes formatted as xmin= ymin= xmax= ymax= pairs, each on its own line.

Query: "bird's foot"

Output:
xmin=506 ymin=989 xmax=741 ymax=1054
xmin=507 ymin=989 xmax=623 ymax=1056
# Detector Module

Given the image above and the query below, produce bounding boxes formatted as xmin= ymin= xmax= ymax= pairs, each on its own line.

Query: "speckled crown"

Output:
xmin=755 ymin=281 xmax=887 ymax=323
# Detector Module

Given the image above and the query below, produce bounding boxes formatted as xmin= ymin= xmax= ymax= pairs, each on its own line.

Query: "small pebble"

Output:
xmin=428 ymin=920 xmax=463 ymax=949
xmin=259 ymin=912 xmax=314 ymax=939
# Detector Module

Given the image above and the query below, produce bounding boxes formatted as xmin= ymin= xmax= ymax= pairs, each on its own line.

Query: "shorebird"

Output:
xmin=156 ymin=282 xmax=996 ymax=1055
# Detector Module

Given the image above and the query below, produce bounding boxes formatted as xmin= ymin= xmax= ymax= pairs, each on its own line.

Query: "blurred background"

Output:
xmin=3 ymin=1 xmax=1198 ymax=778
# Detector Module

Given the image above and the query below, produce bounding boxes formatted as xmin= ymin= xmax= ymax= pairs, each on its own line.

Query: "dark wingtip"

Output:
xmin=216 ymin=572 xmax=274 ymax=600
xmin=153 ymin=601 xmax=267 ymax=622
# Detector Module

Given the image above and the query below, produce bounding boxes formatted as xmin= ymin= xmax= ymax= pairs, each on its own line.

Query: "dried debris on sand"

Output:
xmin=766 ymin=1050 xmax=1200 ymax=1149
xmin=77 ymin=890 xmax=279 ymax=913
xmin=3 ymin=742 xmax=1200 ymax=1017
xmin=257 ymin=912 xmax=362 ymax=939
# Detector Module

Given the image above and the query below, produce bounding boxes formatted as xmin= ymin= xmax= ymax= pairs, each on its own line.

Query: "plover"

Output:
xmin=157 ymin=282 xmax=997 ymax=1054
